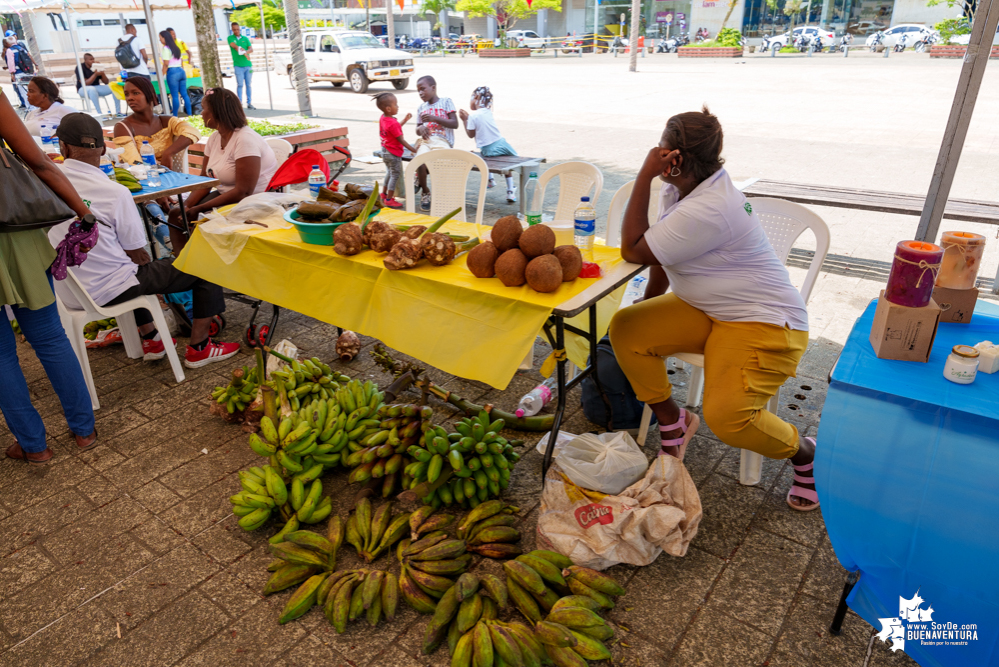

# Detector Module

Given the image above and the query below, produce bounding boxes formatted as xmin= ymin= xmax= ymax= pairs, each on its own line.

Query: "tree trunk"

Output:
xmin=719 ymin=0 xmax=739 ymax=31
xmin=191 ymin=0 xmax=223 ymax=88
xmin=386 ymin=0 xmax=396 ymax=47
xmin=627 ymin=0 xmax=640 ymax=71
xmin=21 ymin=14 xmax=44 ymax=77
xmin=284 ymin=0 xmax=313 ymax=116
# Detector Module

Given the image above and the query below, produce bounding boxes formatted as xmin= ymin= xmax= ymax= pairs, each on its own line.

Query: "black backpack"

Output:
xmin=11 ymin=45 xmax=32 ymax=74
xmin=581 ymin=335 xmax=649 ymax=431
xmin=115 ymin=36 xmax=140 ymax=69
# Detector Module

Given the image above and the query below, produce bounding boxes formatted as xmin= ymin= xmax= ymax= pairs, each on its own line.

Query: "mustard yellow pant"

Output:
xmin=609 ymin=294 xmax=809 ymax=460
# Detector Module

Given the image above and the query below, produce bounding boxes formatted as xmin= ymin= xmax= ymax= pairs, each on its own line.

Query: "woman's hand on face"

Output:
xmin=639 ymin=146 xmax=680 ymax=181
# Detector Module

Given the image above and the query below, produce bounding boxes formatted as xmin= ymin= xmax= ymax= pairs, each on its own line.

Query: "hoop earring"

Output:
xmin=670 ymin=166 xmax=681 ymax=177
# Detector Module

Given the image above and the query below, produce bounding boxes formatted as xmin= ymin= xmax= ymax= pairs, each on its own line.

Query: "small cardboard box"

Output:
xmin=869 ymin=291 xmax=941 ymax=362
xmin=931 ymin=286 xmax=978 ymax=324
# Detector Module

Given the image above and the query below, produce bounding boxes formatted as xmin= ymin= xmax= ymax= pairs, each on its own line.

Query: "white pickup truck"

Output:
xmin=273 ymin=30 xmax=415 ymax=93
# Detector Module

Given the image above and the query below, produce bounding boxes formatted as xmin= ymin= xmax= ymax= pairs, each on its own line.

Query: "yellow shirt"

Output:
xmin=113 ymin=116 xmax=201 ymax=169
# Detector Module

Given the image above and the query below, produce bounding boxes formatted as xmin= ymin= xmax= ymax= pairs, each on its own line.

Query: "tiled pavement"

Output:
xmin=0 ymin=298 xmax=918 ymax=667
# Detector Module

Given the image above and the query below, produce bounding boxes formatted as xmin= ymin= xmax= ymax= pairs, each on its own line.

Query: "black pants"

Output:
xmin=106 ymin=258 xmax=225 ymax=327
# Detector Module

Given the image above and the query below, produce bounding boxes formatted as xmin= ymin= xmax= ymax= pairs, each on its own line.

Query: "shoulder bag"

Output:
xmin=0 ymin=142 xmax=75 ymax=232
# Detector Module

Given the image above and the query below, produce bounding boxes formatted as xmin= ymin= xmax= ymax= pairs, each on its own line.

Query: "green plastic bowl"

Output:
xmin=284 ymin=208 xmax=380 ymax=246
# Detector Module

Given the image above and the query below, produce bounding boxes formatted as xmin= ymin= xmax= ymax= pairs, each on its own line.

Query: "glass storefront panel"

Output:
xmin=741 ymin=0 xmax=892 ymax=36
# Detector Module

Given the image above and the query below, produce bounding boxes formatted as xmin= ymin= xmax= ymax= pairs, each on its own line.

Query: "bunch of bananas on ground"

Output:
xmin=396 ymin=533 xmax=472 ymax=613
xmin=231 ymin=463 xmax=332 ymax=532
xmin=456 ymin=500 xmax=522 ymax=559
xmin=212 ymin=366 xmax=260 ymax=414
xmin=405 ymin=411 xmax=522 ymax=509
xmin=270 ymin=355 xmax=352 ymax=412
xmin=345 ymin=498 xmax=411 ymax=563
xmin=502 ymin=550 xmax=620 ymax=623
xmin=320 ymin=567 xmax=399 ymax=633
xmin=83 ymin=317 xmax=116 ymax=341
xmin=261 ymin=517 xmax=343 ymax=623
xmin=344 ymin=403 xmax=432 ymax=495
xmin=534 ymin=600 xmax=615 ymax=665
xmin=114 ymin=166 xmax=142 ymax=192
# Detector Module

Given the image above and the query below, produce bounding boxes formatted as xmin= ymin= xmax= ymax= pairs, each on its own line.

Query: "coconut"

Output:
xmin=466 ymin=241 xmax=499 ymax=278
xmin=491 ymin=215 xmax=523 ymax=253
xmin=525 ymin=254 xmax=564 ymax=293
xmin=552 ymin=245 xmax=583 ymax=282
xmin=333 ymin=223 xmax=364 ymax=256
xmin=519 ymin=224 xmax=556 ymax=258
xmin=495 ymin=249 xmax=529 ymax=287
xmin=422 ymin=233 xmax=457 ymax=266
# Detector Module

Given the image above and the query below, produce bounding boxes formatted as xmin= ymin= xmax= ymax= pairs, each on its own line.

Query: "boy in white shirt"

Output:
xmin=49 ymin=114 xmax=239 ymax=369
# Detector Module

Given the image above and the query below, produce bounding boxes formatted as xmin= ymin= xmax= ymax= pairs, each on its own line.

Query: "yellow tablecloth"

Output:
xmin=174 ymin=209 xmax=627 ymax=389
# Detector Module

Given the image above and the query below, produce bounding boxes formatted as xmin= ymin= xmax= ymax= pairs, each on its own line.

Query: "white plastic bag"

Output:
xmin=537 ymin=456 xmax=702 ymax=570
xmin=557 ymin=432 xmax=648 ymax=495
xmin=223 ymin=191 xmax=302 ymax=225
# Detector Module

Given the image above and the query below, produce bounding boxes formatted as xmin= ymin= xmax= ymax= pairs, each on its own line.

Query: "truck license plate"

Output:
xmin=390 ymin=69 xmax=400 ymax=76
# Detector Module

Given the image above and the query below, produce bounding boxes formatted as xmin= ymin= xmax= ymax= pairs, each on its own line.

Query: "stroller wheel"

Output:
xmin=209 ymin=314 xmax=226 ymax=338
xmin=245 ymin=324 xmax=259 ymax=348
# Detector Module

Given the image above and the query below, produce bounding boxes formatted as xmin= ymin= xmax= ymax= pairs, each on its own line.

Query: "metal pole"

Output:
xmin=141 ymin=0 xmax=171 ymax=113
xmin=259 ymin=1 xmax=274 ymax=110
xmin=61 ymin=3 xmax=89 ymax=112
xmin=593 ymin=0 xmax=598 ymax=52
xmin=916 ymin=0 xmax=999 ymax=243
xmin=627 ymin=0 xmax=639 ymax=70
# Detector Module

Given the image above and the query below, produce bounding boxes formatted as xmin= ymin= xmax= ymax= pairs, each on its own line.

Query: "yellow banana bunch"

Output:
xmin=114 ymin=167 xmax=142 ymax=192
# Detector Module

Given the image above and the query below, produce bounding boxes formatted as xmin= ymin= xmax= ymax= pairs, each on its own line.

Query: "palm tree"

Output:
xmin=420 ymin=0 xmax=457 ymax=37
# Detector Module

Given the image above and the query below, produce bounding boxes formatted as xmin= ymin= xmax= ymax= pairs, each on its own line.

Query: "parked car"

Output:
xmin=767 ymin=25 xmax=835 ymax=50
xmin=273 ymin=30 xmax=415 ymax=93
xmin=865 ymin=24 xmax=937 ymax=48
xmin=506 ymin=29 xmax=547 ymax=49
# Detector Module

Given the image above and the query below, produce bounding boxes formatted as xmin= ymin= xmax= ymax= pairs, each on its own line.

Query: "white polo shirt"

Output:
xmin=23 ymin=101 xmax=79 ymax=137
xmin=644 ymin=168 xmax=809 ymax=331
xmin=48 ymin=159 xmax=146 ymax=308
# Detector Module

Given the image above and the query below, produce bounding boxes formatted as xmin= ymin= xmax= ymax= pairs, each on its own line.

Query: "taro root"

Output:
xmin=421 ymin=232 xmax=457 ymax=266
xmin=495 ymin=248 xmax=528 ymax=287
xmin=333 ymin=223 xmax=364 ymax=256
xmin=467 ymin=241 xmax=499 ymax=278
xmin=363 ymin=220 xmax=393 ymax=246
xmin=402 ymin=225 xmax=427 ymax=240
xmin=552 ymin=245 xmax=583 ymax=281
xmin=383 ymin=237 xmax=423 ymax=270
xmin=490 ymin=215 xmax=523 ymax=253
xmin=525 ymin=254 xmax=564 ymax=293
xmin=370 ymin=227 xmax=402 ymax=253
xmin=336 ymin=330 xmax=361 ymax=361
xmin=519 ymin=224 xmax=556 ymax=258
xmin=297 ymin=201 xmax=338 ymax=219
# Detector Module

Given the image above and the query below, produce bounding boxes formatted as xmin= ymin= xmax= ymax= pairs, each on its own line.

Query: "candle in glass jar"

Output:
xmin=936 ymin=231 xmax=986 ymax=290
xmin=886 ymin=240 xmax=944 ymax=308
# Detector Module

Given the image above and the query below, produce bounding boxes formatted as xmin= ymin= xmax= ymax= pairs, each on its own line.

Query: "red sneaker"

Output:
xmin=382 ymin=196 xmax=403 ymax=209
xmin=142 ymin=337 xmax=166 ymax=361
xmin=184 ymin=339 xmax=240 ymax=368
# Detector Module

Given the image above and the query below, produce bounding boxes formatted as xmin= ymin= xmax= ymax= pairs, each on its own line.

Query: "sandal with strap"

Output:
xmin=787 ymin=440 xmax=820 ymax=512
xmin=659 ymin=408 xmax=700 ymax=461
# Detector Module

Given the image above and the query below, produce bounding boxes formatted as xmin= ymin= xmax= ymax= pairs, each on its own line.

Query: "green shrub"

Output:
xmin=934 ymin=17 xmax=970 ymax=44
xmin=187 ymin=116 xmax=318 ymax=138
xmin=716 ymin=27 xmax=743 ymax=47
xmin=779 ymin=45 xmax=798 ymax=53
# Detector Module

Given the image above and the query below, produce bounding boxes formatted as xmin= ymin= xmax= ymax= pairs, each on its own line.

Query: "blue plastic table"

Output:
xmin=131 ymin=171 xmax=219 ymax=260
xmin=817 ymin=298 xmax=999 ymax=667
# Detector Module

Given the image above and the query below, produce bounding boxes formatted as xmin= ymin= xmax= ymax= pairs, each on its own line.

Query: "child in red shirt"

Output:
xmin=376 ymin=92 xmax=417 ymax=208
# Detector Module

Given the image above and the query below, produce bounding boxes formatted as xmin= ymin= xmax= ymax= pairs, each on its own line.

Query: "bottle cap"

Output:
xmin=581 ymin=196 xmax=590 ymax=202
xmin=313 ymin=165 xmax=319 ymax=169
xmin=515 ymin=409 xmax=525 ymax=418
xmin=529 ymin=172 xmax=537 ymax=178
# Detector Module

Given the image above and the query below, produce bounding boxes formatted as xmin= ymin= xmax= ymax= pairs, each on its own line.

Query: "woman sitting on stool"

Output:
xmin=609 ymin=106 xmax=819 ymax=512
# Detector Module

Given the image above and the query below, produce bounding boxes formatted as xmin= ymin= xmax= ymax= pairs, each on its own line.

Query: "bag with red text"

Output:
xmin=536 ymin=455 xmax=702 ymax=570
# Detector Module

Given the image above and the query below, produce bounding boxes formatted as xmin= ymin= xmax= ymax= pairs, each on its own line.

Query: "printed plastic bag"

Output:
xmin=557 ymin=431 xmax=648 ymax=495
xmin=537 ymin=456 xmax=702 ymax=570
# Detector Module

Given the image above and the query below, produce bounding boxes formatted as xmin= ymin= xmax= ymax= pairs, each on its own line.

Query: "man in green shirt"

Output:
xmin=227 ymin=22 xmax=255 ymax=110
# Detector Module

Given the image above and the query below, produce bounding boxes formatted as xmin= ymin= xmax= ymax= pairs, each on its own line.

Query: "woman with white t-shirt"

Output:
xmin=23 ymin=77 xmax=77 ymax=137
xmin=458 ymin=86 xmax=518 ymax=203
xmin=609 ymin=107 xmax=819 ymax=512
xmin=167 ymin=87 xmax=276 ymax=251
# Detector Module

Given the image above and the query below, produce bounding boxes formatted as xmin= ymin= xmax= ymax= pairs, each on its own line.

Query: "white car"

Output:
xmin=506 ymin=30 xmax=547 ymax=49
xmin=865 ymin=24 xmax=936 ymax=48
xmin=768 ymin=25 xmax=836 ymax=50
xmin=273 ymin=30 xmax=415 ymax=93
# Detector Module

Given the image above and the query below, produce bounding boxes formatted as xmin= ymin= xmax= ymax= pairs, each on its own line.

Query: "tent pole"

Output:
xmin=916 ymin=0 xmax=999 ymax=244
xmin=61 ymin=2 xmax=90 ymax=113
xmin=259 ymin=2 xmax=273 ymax=110
xmin=142 ymin=0 xmax=171 ymax=113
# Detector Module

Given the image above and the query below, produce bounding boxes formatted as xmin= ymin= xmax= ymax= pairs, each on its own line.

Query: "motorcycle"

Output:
xmin=838 ymin=33 xmax=853 ymax=52
xmin=809 ymin=34 xmax=824 ymax=53
xmin=912 ymin=32 xmax=938 ymax=53
xmin=760 ymin=33 xmax=774 ymax=53
xmin=561 ymin=36 xmax=582 ymax=54
xmin=794 ymin=33 xmax=810 ymax=52
xmin=869 ymin=31 xmax=885 ymax=52
xmin=657 ymin=32 xmax=687 ymax=53
xmin=893 ymin=33 xmax=908 ymax=52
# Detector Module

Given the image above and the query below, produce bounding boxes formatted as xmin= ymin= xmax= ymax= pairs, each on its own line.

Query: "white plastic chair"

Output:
xmin=266 ymin=138 xmax=294 ymax=168
xmin=532 ymin=161 xmax=604 ymax=223
xmin=605 ymin=179 xmax=660 ymax=248
xmin=636 ymin=198 xmax=831 ymax=486
xmin=54 ymin=269 xmax=185 ymax=410
xmin=404 ymin=149 xmax=488 ymax=227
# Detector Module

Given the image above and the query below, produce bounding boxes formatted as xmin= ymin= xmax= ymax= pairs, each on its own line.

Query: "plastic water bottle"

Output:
xmin=524 ymin=172 xmax=541 ymax=226
xmin=39 ymin=122 xmax=53 ymax=145
xmin=140 ymin=141 xmax=160 ymax=187
xmin=99 ymin=154 xmax=114 ymax=179
xmin=622 ymin=274 xmax=648 ymax=307
xmin=574 ymin=196 xmax=596 ymax=261
xmin=516 ymin=376 xmax=557 ymax=418
xmin=308 ymin=165 xmax=326 ymax=198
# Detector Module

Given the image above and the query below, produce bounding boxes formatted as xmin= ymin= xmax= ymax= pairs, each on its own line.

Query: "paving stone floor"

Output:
xmin=0 ymin=298 xmax=918 ymax=667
